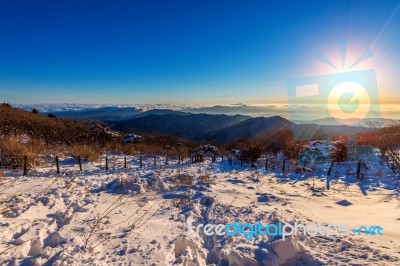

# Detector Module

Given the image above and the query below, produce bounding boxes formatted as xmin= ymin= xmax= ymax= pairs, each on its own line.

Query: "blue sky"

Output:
xmin=0 ymin=0 xmax=399 ymax=104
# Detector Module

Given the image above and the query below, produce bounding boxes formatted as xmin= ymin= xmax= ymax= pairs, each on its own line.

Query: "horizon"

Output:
xmin=10 ymin=102 xmax=400 ymax=121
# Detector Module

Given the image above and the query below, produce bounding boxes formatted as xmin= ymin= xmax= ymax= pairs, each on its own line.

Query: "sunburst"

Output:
xmin=315 ymin=41 xmax=373 ymax=71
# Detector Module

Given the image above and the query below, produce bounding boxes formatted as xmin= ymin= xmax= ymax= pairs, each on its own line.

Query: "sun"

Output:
xmin=327 ymin=81 xmax=371 ymax=123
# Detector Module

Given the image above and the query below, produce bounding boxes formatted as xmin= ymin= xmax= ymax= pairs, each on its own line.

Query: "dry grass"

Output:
xmin=67 ymin=144 xmax=100 ymax=162
xmin=0 ymin=136 xmax=46 ymax=168
xmin=198 ymin=173 xmax=215 ymax=184
xmin=83 ymin=196 xmax=125 ymax=250
xmin=176 ymin=174 xmax=193 ymax=186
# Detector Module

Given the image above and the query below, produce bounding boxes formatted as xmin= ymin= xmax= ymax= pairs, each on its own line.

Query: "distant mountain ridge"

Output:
xmin=205 ymin=116 xmax=290 ymax=142
xmin=105 ymin=110 xmax=368 ymax=143
xmin=29 ymin=105 xmax=374 ymax=143
xmin=44 ymin=106 xmax=142 ymax=120
xmin=293 ymin=117 xmax=395 ymax=126
xmin=106 ymin=112 xmax=250 ymax=141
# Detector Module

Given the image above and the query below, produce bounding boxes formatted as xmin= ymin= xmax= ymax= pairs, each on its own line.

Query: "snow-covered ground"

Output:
xmin=1 ymin=157 xmax=399 ymax=265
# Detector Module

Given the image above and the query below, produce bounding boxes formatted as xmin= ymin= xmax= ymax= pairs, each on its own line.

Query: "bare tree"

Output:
xmin=364 ymin=122 xmax=400 ymax=175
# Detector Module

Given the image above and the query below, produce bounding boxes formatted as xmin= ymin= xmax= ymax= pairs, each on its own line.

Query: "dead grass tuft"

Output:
xmin=67 ymin=144 xmax=100 ymax=162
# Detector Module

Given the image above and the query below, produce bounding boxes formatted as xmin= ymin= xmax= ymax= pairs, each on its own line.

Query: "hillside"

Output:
xmin=0 ymin=104 xmax=121 ymax=164
xmin=1 ymin=155 xmax=399 ymax=265
xmin=106 ymin=112 xmax=251 ymax=141
xmin=205 ymin=116 xmax=290 ymax=142
xmin=106 ymin=111 xmax=367 ymax=143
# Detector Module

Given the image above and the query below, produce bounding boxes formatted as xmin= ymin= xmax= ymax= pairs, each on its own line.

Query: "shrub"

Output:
xmin=364 ymin=123 xmax=400 ymax=175
xmin=0 ymin=137 xmax=44 ymax=168
xmin=67 ymin=144 xmax=100 ymax=162
xmin=176 ymin=174 xmax=193 ymax=186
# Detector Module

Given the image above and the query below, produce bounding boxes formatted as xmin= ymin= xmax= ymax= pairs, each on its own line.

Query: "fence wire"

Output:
xmin=0 ymin=154 xmax=393 ymax=181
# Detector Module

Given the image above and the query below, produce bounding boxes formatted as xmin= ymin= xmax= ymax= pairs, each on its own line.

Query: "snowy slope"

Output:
xmin=0 ymin=157 xmax=399 ymax=265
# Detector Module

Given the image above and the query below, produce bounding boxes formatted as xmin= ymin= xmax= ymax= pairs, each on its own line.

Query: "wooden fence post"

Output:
xmin=282 ymin=159 xmax=286 ymax=172
xmin=78 ymin=156 xmax=82 ymax=172
xmin=56 ymin=156 xmax=60 ymax=174
xmin=165 ymin=155 xmax=168 ymax=165
xmin=140 ymin=157 xmax=143 ymax=168
xmin=23 ymin=155 xmax=28 ymax=176
xmin=327 ymin=161 xmax=334 ymax=176
xmin=124 ymin=156 xmax=127 ymax=168
xmin=221 ymin=156 xmax=224 ymax=163
xmin=240 ymin=158 xmax=243 ymax=167
xmin=265 ymin=158 xmax=268 ymax=170
xmin=178 ymin=154 xmax=181 ymax=164
xmin=105 ymin=156 xmax=108 ymax=170
xmin=356 ymin=160 xmax=362 ymax=180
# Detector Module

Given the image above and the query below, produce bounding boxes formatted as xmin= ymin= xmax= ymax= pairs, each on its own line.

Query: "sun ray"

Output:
xmin=315 ymin=52 xmax=338 ymax=70
xmin=349 ymin=49 xmax=373 ymax=69
xmin=339 ymin=40 xmax=347 ymax=69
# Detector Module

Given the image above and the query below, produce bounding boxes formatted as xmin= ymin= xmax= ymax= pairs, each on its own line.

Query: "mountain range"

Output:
xmin=104 ymin=110 xmax=370 ymax=143
xmin=36 ymin=106 xmax=376 ymax=143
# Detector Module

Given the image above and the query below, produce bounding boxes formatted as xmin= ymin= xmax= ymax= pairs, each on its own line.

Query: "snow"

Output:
xmin=271 ymin=237 xmax=304 ymax=265
xmin=192 ymin=145 xmax=220 ymax=156
xmin=0 ymin=156 xmax=399 ymax=265
xmin=122 ymin=134 xmax=142 ymax=144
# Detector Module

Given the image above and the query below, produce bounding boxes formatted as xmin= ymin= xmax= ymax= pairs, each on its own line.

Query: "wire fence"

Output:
xmin=0 ymin=156 xmax=27 ymax=173
xmin=0 ymin=153 xmax=393 ymax=181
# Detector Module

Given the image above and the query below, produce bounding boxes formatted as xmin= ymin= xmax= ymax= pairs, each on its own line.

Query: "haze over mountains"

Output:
xmin=104 ymin=111 xmax=369 ymax=143
xmin=12 ymin=104 xmax=391 ymax=143
xmin=15 ymin=103 xmax=400 ymax=120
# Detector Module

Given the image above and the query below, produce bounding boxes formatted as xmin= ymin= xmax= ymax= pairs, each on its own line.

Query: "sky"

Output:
xmin=0 ymin=0 xmax=399 ymax=104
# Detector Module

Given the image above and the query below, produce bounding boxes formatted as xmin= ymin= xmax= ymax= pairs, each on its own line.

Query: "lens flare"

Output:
xmin=327 ymin=81 xmax=370 ymax=123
